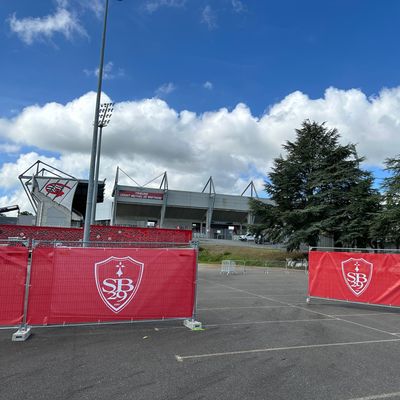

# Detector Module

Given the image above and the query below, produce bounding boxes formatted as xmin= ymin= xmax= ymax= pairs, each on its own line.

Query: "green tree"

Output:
xmin=251 ymin=120 xmax=380 ymax=250
xmin=370 ymin=156 xmax=400 ymax=248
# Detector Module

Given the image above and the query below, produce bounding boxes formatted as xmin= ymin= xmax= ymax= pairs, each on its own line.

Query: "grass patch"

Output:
xmin=198 ymin=243 xmax=306 ymax=267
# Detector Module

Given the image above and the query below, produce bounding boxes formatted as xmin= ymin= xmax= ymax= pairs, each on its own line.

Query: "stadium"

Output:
xmin=5 ymin=160 xmax=271 ymax=240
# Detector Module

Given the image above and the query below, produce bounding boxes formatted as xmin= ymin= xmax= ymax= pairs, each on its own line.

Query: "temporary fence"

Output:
xmin=0 ymin=224 xmax=192 ymax=248
xmin=0 ymin=239 xmax=201 ymax=341
xmin=308 ymin=247 xmax=400 ymax=309
xmin=0 ymin=240 xmax=29 ymax=326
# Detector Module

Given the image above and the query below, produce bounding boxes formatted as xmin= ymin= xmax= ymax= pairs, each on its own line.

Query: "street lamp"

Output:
xmin=91 ymin=102 xmax=114 ymax=224
xmin=83 ymin=0 xmax=110 ymax=244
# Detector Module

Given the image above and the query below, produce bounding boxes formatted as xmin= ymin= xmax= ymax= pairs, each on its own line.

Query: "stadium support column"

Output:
xmin=247 ymin=211 xmax=255 ymax=226
xmin=159 ymin=172 xmax=168 ymax=228
xmin=160 ymin=192 xmax=168 ymax=228
xmin=202 ymin=177 xmax=216 ymax=239
xmin=205 ymin=204 xmax=214 ymax=239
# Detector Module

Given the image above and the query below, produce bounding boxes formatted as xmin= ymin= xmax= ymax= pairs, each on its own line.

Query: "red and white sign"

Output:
xmin=27 ymin=247 xmax=196 ymax=325
xmin=95 ymin=256 xmax=144 ymax=313
xmin=309 ymin=251 xmax=400 ymax=307
xmin=35 ymin=177 xmax=78 ymax=210
xmin=341 ymin=258 xmax=373 ymax=296
xmin=119 ymin=190 xmax=164 ymax=200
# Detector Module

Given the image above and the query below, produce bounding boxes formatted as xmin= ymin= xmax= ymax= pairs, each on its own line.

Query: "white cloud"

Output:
xmin=232 ymin=0 xmax=245 ymax=13
xmin=2 ymin=86 xmax=400 ymax=210
xmin=0 ymin=143 xmax=21 ymax=154
xmin=203 ymin=81 xmax=213 ymax=90
xmin=8 ymin=4 xmax=87 ymax=45
xmin=79 ymin=0 xmax=104 ymax=19
xmin=84 ymin=61 xmax=125 ymax=80
xmin=144 ymin=0 xmax=186 ymax=13
xmin=201 ymin=5 xmax=217 ymax=30
xmin=155 ymin=82 xmax=176 ymax=97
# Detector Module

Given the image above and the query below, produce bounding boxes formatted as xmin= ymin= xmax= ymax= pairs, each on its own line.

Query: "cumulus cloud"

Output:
xmin=84 ymin=61 xmax=125 ymax=80
xmin=201 ymin=5 xmax=218 ymax=30
xmin=8 ymin=2 xmax=86 ymax=44
xmin=2 ymin=86 xmax=400 ymax=211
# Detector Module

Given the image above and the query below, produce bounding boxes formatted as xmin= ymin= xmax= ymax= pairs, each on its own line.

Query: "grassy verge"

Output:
xmin=198 ymin=243 xmax=306 ymax=267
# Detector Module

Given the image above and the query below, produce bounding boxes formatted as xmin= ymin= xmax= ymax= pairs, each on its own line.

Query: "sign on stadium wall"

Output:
xmin=309 ymin=251 xmax=400 ymax=307
xmin=119 ymin=190 xmax=164 ymax=200
xmin=35 ymin=177 xmax=78 ymax=211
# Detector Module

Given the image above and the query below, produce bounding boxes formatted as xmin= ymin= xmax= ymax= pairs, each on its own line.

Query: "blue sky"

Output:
xmin=3 ymin=0 xmax=400 ymax=116
xmin=0 ymin=0 xmax=400 ymax=209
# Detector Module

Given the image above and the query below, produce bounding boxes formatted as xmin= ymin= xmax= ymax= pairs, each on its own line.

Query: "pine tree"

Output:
xmin=251 ymin=120 xmax=380 ymax=250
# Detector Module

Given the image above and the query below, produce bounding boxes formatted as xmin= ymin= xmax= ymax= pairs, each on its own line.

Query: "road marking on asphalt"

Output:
xmin=204 ymin=318 xmax=333 ymax=327
xmin=175 ymin=338 xmax=400 ymax=362
xmin=198 ymin=305 xmax=291 ymax=311
xmin=197 ymin=296 xmax=260 ymax=301
xmin=347 ymin=391 xmax=400 ymax=400
xmin=199 ymin=279 xmax=398 ymax=337
xmin=330 ymin=312 xmax=397 ymax=317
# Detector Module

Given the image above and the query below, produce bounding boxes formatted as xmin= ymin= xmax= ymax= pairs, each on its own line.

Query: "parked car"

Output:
xmin=239 ymin=233 xmax=255 ymax=241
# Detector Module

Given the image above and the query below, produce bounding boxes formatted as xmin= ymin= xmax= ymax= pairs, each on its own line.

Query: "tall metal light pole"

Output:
xmin=91 ymin=102 xmax=114 ymax=224
xmin=83 ymin=0 xmax=110 ymax=244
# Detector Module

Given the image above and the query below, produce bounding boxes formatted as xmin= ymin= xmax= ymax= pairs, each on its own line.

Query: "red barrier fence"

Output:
xmin=309 ymin=251 xmax=400 ymax=307
xmin=27 ymin=247 xmax=197 ymax=325
xmin=0 ymin=247 xmax=29 ymax=326
xmin=0 ymin=224 xmax=192 ymax=247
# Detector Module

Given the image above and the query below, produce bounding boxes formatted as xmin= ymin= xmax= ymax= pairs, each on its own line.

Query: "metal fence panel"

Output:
xmin=308 ymin=250 xmax=400 ymax=308
xmin=27 ymin=246 xmax=197 ymax=325
xmin=0 ymin=244 xmax=29 ymax=326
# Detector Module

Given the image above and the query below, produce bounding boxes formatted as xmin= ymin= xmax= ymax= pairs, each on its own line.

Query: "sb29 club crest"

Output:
xmin=95 ymin=256 xmax=144 ymax=313
xmin=341 ymin=258 xmax=373 ymax=297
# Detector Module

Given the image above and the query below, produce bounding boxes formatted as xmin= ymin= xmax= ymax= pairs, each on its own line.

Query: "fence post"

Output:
xmin=183 ymin=241 xmax=203 ymax=331
xmin=12 ymin=240 xmax=33 ymax=341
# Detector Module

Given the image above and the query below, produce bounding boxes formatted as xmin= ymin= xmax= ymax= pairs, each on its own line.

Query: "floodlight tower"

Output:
xmin=91 ymin=102 xmax=114 ymax=224
xmin=83 ymin=0 xmax=121 ymax=244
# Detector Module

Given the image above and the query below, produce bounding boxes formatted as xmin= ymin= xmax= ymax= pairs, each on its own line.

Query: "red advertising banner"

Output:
xmin=309 ymin=251 xmax=400 ymax=307
xmin=27 ymin=247 xmax=197 ymax=325
xmin=0 ymin=247 xmax=28 ymax=326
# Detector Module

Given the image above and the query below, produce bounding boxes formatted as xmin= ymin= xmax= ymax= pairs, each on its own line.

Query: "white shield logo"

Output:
xmin=341 ymin=258 xmax=373 ymax=297
xmin=95 ymin=256 xmax=144 ymax=313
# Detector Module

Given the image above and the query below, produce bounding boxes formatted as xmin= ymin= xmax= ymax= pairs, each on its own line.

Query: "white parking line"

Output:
xmin=199 ymin=279 xmax=398 ymax=337
xmin=347 ymin=391 xmax=400 ymax=400
xmin=198 ymin=305 xmax=291 ymax=311
xmin=331 ymin=312 xmax=397 ymax=317
xmin=204 ymin=318 xmax=333 ymax=327
xmin=175 ymin=338 xmax=400 ymax=362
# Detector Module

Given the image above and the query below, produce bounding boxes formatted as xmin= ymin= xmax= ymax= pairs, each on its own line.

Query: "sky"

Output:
xmin=1 ymin=0 xmax=400 ymax=213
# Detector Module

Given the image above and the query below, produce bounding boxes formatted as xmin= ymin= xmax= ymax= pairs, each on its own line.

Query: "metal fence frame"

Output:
xmin=307 ymin=246 xmax=400 ymax=309
xmin=7 ymin=240 xmax=201 ymax=341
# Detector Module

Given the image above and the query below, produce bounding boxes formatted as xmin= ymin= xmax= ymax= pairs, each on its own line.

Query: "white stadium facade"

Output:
xmin=11 ymin=162 xmax=271 ymax=239
xmin=111 ymin=169 xmax=272 ymax=239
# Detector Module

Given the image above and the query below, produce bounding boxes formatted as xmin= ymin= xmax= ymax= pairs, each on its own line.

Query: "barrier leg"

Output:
xmin=12 ymin=325 xmax=32 ymax=342
xmin=183 ymin=319 xmax=203 ymax=331
xmin=12 ymin=252 xmax=32 ymax=342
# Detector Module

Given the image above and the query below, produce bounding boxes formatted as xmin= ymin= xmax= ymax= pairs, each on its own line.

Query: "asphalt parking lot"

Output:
xmin=2 ymin=265 xmax=400 ymax=400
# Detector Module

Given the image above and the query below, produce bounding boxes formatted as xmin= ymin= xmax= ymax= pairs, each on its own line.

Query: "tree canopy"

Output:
xmin=251 ymin=120 xmax=381 ymax=250
xmin=370 ymin=156 xmax=400 ymax=248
